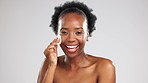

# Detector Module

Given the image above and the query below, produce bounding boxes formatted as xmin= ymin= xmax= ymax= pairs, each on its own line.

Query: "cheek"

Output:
xmin=60 ymin=36 xmax=66 ymax=44
xmin=79 ymin=34 xmax=87 ymax=42
xmin=60 ymin=36 xmax=85 ymax=44
xmin=78 ymin=37 xmax=86 ymax=44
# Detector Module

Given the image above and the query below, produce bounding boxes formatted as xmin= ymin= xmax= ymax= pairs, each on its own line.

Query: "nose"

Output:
xmin=67 ymin=33 xmax=76 ymax=43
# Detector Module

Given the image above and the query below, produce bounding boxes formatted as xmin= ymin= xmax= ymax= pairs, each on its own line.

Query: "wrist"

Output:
xmin=46 ymin=58 xmax=57 ymax=67
xmin=48 ymin=63 xmax=57 ymax=68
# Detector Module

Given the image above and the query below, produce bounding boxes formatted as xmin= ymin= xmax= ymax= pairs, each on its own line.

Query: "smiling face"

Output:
xmin=58 ymin=13 xmax=88 ymax=58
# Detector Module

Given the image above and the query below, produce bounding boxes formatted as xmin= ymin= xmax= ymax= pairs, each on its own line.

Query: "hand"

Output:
xmin=44 ymin=37 xmax=60 ymax=66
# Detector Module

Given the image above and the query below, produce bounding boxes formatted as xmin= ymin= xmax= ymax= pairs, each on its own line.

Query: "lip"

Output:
xmin=66 ymin=45 xmax=78 ymax=49
xmin=65 ymin=45 xmax=79 ymax=53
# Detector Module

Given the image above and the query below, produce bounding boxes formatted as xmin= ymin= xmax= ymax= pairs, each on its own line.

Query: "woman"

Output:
xmin=38 ymin=1 xmax=116 ymax=83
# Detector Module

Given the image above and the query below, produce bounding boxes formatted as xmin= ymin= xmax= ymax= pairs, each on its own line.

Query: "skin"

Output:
xmin=38 ymin=13 xmax=116 ymax=83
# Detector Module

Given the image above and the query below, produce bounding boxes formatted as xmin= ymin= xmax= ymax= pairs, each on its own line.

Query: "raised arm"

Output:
xmin=37 ymin=38 xmax=60 ymax=83
xmin=37 ymin=58 xmax=49 ymax=83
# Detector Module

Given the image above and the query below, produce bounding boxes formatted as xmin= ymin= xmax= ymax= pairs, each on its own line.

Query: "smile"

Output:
xmin=65 ymin=45 xmax=79 ymax=53
xmin=66 ymin=45 xmax=78 ymax=49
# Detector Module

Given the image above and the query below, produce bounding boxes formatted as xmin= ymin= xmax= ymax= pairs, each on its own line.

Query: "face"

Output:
xmin=58 ymin=13 xmax=88 ymax=58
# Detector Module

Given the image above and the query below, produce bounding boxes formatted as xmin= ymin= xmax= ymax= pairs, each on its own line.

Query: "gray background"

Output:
xmin=0 ymin=0 xmax=148 ymax=83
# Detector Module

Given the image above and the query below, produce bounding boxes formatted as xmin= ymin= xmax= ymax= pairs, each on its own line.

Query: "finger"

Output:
xmin=57 ymin=35 xmax=61 ymax=45
xmin=47 ymin=45 xmax=57 ymax=53
xmin=53 ymin=37 xmax=59 ymax=42
xmin=53 ymin=37 xmax=60 ymax=53
xmin=47 ymin=45 xmax=55 ymax=49
xmin=44 ymin=45 xmax=54 ymax=54
xmin=44 ymin=37 xmax=60 ymax=57
xmin=51 ymin=37 xmax=60 ymax=46
xmin=44 ymin=47 xmax=56 ymax=58
xmin=44 ymin=48 xmax=49 ymax=57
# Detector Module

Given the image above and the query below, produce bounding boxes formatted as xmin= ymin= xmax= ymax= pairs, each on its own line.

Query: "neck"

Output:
xmin=64 ymin=52 xmax=88 ymax=70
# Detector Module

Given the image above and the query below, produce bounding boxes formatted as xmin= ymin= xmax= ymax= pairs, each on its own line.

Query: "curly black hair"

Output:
xmin=50 ymin=1 xmax=97 ymax=37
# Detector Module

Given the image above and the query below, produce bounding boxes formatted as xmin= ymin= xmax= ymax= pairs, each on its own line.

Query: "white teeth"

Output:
xmin=66 ymin=46 xmax=77 ymax=49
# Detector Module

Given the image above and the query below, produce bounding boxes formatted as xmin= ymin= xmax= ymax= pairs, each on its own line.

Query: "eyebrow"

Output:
xmin=61 ymin=27 xmax=83 ymax=30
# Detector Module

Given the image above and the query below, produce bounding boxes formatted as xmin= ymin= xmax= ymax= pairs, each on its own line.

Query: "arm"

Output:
xmin=98 ymin=60 xmax=116 ymax=83
xmin=42 ymin=63 xmax=56 ymax=83
xmin=37 ymin=58 xmax=48 ymax=83
xmin=37 ymin=59 xmax=56 ymax=83
xmin=37 ymin=38 xmax=60 ymax=83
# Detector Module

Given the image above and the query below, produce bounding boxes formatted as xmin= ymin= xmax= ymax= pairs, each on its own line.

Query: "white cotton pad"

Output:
xmin=112 ymin=62 xmax=116 ymax=67
xmin=57 ymin=19 xmax=62 ymax=46
xmin=57 ymin=34 xmax=61 ymax=46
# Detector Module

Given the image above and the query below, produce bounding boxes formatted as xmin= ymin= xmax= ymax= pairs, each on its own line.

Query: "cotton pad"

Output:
xmin=112 ymin=62 xmax=116 ymax=67
xmin=57 ymin=34 xmax=61 ymax=46
xmin=57 ymin=19 xmax=62 ymax=46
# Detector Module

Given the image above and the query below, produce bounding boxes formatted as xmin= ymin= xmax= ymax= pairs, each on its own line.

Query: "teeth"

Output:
xmin=66 ymin=46 xmax=77 ymax=49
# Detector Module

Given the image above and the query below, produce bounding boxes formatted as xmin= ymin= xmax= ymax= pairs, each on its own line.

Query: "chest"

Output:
xmin=53 ymin=66 xmax=98 ymax=83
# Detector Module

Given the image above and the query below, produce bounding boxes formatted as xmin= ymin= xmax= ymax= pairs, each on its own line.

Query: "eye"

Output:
xmin=60 ymin=31 xmax=68 ymax=35
xmin=75 ymin=31 xmax=83 ymax=35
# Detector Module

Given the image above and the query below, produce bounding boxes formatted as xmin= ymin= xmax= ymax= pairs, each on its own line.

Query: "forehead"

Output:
xmin=58 ymin=13 xmax=87 ymax=33
xmin=60 ymin=13 xmax=85 ymax=26
xmin=60 ymin=13 xmax=84 ymax=21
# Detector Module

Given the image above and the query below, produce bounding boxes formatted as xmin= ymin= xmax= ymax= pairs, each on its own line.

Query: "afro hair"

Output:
xmin=50 ymin=1 xmax=97 ymax=37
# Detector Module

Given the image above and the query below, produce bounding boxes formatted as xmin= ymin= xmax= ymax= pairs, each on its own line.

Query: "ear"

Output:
xmin=86 ymin=32 xmax=89 ymax=41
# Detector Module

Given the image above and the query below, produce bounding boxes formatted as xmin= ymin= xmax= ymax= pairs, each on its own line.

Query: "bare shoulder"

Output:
xmin=87 ymin=55 xmax=114 ymax=66
xmin=88 ymin=55 xmax=115 ymax=72
xmin=96 ymin=57 xmax=115 ymax=68
xmin=92 ymin=55 xmax=116 ymax=82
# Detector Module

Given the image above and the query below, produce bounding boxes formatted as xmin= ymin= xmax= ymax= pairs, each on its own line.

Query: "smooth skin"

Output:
xmin=37 ymin=13 xmax=116 ymax=83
